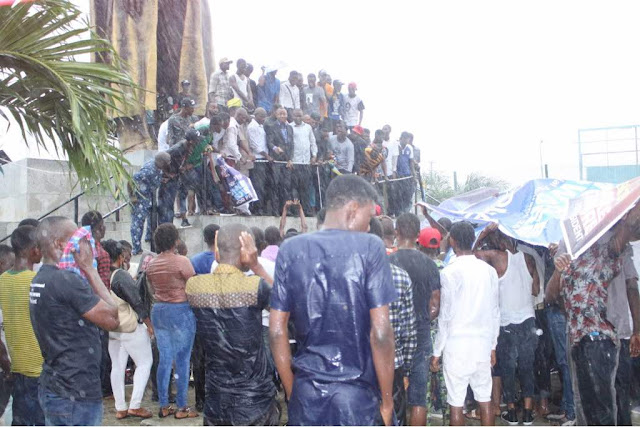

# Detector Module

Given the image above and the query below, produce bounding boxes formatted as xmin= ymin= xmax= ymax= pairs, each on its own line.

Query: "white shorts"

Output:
xmin=443 ymin=357 xmax=492 ymax=407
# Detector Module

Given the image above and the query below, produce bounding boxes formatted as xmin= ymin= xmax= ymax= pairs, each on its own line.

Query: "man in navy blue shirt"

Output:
xmin=189 ymin=223 xmax=219 ymax=411
xmin=270 ymin=175 xmax=397 ymax=426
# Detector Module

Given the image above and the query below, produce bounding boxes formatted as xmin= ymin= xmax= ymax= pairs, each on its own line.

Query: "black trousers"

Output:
xmin=192 ymin=334 xmax=206 ymax=406
xmin=533 ymin=308 xmax=553 ymax=400
xmin=572 ymin=337 xmax=618 ymax=426
xmin=271 ymin=163 xmax=291 ymax=214
xmin=616 ymin=339 xmax=632 ymax=425
xmin=99 ymin=330 xmax=112 ymax=396
xmin=291 ymin=165 xmax=312 ymax=215
xmin=249 ymin=162 xmax=272 ymax=216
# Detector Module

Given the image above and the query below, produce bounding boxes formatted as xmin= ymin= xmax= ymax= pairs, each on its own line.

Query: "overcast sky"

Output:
xmin=4 ymin=0 xmax=640 ymax=188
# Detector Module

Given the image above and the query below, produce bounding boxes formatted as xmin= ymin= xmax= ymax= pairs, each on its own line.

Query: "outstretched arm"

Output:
xmin=279 ymin=200 xmax=291 ymax=238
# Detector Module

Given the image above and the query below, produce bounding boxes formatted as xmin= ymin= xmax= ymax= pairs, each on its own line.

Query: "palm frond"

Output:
xmin=0 ymin=0 xmax=140 ymax=195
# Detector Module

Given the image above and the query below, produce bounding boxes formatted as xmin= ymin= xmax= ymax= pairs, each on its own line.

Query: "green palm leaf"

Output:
xmin=0 ymin=0 xmax=139 ymax=195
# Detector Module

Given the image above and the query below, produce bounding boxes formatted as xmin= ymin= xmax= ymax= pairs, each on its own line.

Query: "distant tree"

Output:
xmin=460 ymin=172 xmax=509 ymax=193
xmin=422 ymin=171 xmax=509 ymax=205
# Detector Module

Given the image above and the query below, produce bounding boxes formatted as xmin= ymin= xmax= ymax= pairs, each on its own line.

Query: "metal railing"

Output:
xmin=0 ymin=177 xmax=132 ymax=243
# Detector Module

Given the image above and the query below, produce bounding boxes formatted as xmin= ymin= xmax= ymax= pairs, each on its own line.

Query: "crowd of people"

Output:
xmin=1 ymin=173 xmax=640 ymax=426
xmin=134 ymin=58 xmax=419 ymax=256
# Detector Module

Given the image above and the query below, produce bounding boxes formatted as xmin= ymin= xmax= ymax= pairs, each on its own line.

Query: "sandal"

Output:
xmin=158 ymin=405 xmax=177 ymax=418
xmin=127 ymin=407 xmax=152 ymax=419
xmin=175 ymin=407 xmax=199 ymax=419
xmin=115 ymin=410 xmax=129 ymax=420
xmin=464 ymin=409 xmax=481 ymax=421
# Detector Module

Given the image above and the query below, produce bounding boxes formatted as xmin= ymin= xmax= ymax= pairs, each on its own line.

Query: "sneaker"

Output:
xmin=523 ymin=409 xmax=534 ymax=426
xmin=501 ymin=409 xmax=519 ymax=426
xmin=560 ymin=417 xmax=576 ymax=426
xmin=181 ymin=218 xmax=191 ymax=227
xmin=547 ymin=410 xmax=566 ymax=421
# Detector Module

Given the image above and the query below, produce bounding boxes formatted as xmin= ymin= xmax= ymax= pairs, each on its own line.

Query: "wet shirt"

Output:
xmin=29 ymin=264 xmax=102 ymax=401
xmin=396 ymin=144 xmax=413 ymax=177
xmin=167 ymin=113 xmax=198 ymax=147
xmin=270 ymin=229 xmax=396 ymax=426
xmin=146 ymin=252 xmax=195 ymax=303
xmin=257 ymin=75 xmax=280 ymax=112
xmin=133 ymin=160 xmax=163 ymax=196
xmin=186 ymin=265 xmax=275 ymax=425
xmin=390 ymin=249 xmax=441 ymax=346
xmin=560 ymin=239 xmax=621 ymax=345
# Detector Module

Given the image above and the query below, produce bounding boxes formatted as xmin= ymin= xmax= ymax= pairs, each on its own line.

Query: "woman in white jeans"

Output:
xmin=102 ymin=240 xmax=154 ymax=420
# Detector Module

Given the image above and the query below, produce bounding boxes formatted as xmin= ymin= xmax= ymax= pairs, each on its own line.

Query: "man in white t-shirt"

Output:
xmin=343 ymin=82 xmax=365 ymax=129
xmin=229 ymin=58 xmax=254 ymax=109
xmin=382 ymin=124 xmax=399 ymax=178
xmin=473 ymin=223 xmax=541 ymax=426
xmin=157 ymin=119 xmax=170 ymax=151
xmin=432 ymin=221 xmax=500 ymax=426
xmin=279 ymin=71 xmax=301 ymax=118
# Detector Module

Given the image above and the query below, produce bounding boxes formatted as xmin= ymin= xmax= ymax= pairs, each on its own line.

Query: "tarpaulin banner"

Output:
xmin=215 ymin=156 xmax=258 ymax=207
xmin=561 ymin=176 xmax=640 ymax=258
xmin=423 ymin=179 xmax=613 ymax=247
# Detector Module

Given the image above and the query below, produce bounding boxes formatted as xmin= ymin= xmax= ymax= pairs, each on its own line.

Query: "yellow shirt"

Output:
xmin=0 ymin=270 xmax=43 ymax=377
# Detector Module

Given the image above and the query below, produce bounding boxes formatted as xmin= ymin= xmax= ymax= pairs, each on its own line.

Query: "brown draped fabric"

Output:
xmin=91 ymin=0 xmax=214 ymax=151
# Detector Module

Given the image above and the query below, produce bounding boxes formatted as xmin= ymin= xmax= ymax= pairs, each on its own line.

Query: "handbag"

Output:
xmin=110 ymin=270 xmax=139 ymax=333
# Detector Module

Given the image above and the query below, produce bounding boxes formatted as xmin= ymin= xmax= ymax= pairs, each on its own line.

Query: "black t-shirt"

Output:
xmin=390 ymin=249 xmax=441 ymax=330
xmin=30 ymin=264 xmax=102 ymax=401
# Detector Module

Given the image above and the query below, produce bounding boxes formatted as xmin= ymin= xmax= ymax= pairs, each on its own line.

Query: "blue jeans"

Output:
xmin=151 ymin=302 xmax=196 ymax=408
xmin=408 ymin=323 xmax=431 ymax=407
xmin=12 ymin=374 xmax=44 ymax=425
xmin=38 ymin=387 xmax=102 ymax=426
xmin=545 ymin=305 xmax=575 ymax=419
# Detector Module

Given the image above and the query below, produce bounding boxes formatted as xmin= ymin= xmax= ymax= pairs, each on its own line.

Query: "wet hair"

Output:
xmin=0 ymin=245 xmax=13 ymax=258
xmin=81 ymin=210 xmax=103 ymax=230
xmin=375 ymin=129 xmax=385 ymax=139
xmin=154 ymin=223 xmax=179 ymax=253
xmin=203 ymin=224 xmax=220 ymax=247
xmin=217 ymin=224 xmax=249 ymax=256
xmin=176 ymin=240 xmax=188 ymax=256
xmin=284 ymin=228 xmax=298 ymax=240
xmin=396 ymin=213 xmax=420 ymax=240
xmin=325 ymin=175 xmax=378 ymax=211
xmin=438 ymin=217 xmax=453 ymax=232
xmin=36 ymin=216 xmax=74 ymax=250
xmin=119 ymin=240 xmax=133 ymax=252
xmin=210 ymin=115 xmax=222 ymax=127
xmin=250 ymin=227 xmax=266 ymax=253
xmin=10 ymin=225 xmax=36 ymax=256
xmin=449 ymin=221 xmax=476 ymax=251
xmin=217 ymin=112 xmax=230 ymax=123
xmin=316 ymin=208 xmax=326 ymax=226
xmin=101 ymin=239 xmax=124 ymax=263
xmin=18 ymin=218 xmax=39 ymax=228
xmin=380 ymin=216 xmax=395 ymax=238
xmin=264 ymin=226 xmax=282 ymax=246
xmin=289 ymin=70 xmax=298 ymax=79
xmin=368 ymin=217 xmax=383 ymax=239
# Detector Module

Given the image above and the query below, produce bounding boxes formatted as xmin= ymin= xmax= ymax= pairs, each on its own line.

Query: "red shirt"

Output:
xmin=95 ymin=242 xmax=112 ymax=290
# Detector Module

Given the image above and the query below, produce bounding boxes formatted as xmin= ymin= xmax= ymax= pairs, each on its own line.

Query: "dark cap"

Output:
xmin=180 ymin=97 xmax=196 ymax=107
xmin=185 ymin=129 xmax=201 ymax=141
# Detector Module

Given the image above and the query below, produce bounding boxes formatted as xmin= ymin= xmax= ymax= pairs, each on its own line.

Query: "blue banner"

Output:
xmin=425 ymin=179 xmax=614 ymax=247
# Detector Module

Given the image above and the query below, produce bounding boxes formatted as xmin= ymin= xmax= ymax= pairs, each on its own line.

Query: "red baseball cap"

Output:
xmin=353 ymin=125 xmax=364 ymax=135
xmin=417 ymin=227 xmax=442 ymax=249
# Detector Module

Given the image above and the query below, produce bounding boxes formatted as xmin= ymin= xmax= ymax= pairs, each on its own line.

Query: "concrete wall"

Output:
xmin=0 ymin=152 xmax=156 ymax=224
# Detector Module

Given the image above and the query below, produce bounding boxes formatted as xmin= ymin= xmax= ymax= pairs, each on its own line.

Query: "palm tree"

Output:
xmin=0 ymin=0 xmax=137 ymax=193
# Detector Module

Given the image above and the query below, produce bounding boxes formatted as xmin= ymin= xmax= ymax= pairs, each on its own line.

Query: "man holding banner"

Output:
xmin=546 ymin=202 xmax=640 ymax=426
